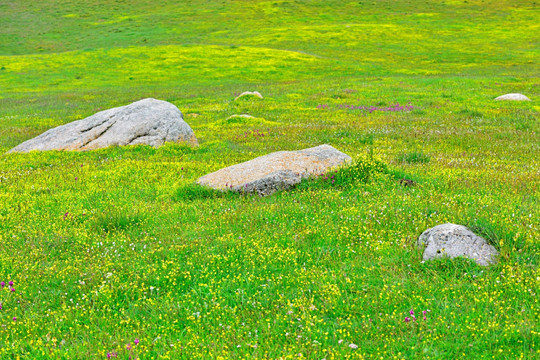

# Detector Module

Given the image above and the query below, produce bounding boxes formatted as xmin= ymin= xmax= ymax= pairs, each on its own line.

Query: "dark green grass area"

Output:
xmin=0 ymin=0 xmax=539 ymax=359
xmin=297 ymin=153 xmax=387 ymax=192
xmin=174 ymin=183 xmax=229 ymax=201
xmin=397 ymin=151 xmax=431 ymax=164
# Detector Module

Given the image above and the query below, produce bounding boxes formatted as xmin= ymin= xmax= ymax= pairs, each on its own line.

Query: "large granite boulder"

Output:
xmin=418 ymin=223 xmax=499 ymax=266
xmin=494 ymin=93 xmax=531 ymax=101
xmin=197 ymin=144 xmax=351 ymax=195
xmin=8 ymin=98 xmax=197 ymax=153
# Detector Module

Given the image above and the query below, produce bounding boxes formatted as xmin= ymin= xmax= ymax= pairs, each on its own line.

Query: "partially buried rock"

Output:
xmin=418 ymin=223 xmax=499 ymax=266
xmin=494 ymin=93 xmax=531 ymax=101
xmin=225 ymin=114 xmax=255 ymax=120
xmin=235 ymin=91 xmax=263 ymax=101
xmin=197 ymin=144 xmax=351 ymax=196
xmin=8 ymin=98 xmax=198 ymax=153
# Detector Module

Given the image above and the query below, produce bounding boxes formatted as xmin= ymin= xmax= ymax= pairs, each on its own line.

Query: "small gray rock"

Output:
xmin=235 ymin=91 xmax=263 ymax=101
xmin=197 ymin=144 xmax=351 ymax=196
xmin=494 ymin=93 xmax=531 ymax=101
xmin=8 ymin=98 xmax=198 ymax=153
xmin=225 ymin=114 xmax=255 ymax=120
xmin=418 ymin=223 xmax=499 ymax=266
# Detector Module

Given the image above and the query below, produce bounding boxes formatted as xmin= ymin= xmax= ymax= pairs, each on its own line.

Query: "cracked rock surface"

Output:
xmin=418 ymin=223 xmax=499 ymax=266
xmin=197 ymin=144 xmax=351 ymax=196
xmin=8 ymin=98 xmax=198 ymax=153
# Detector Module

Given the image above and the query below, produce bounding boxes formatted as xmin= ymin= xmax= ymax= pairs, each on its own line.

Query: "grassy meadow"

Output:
xmin=0 ymin=0 xmax=539 ymax=358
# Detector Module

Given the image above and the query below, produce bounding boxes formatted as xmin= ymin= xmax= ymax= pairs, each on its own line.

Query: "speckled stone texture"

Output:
xmin=8 ymin=98 xmax=197 ymax=153
xmin=418 ymin=223 xmax=499 ymax=266
xmin=197 ymin=144 xmax=351 ymax=196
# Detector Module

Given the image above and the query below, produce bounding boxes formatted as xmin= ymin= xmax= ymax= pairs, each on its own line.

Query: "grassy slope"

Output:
xmin=0 ymin=0 xmax=539 ymax=358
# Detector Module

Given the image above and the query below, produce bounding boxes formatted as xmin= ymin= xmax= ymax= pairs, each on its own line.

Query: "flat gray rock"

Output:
xmin=418 ymin=223 xmax=499 ymax=266
xmin=226 ymin=114 xmax=255 ymax=120
xmin=235 ymin=91 xmax=263 ymax=101
xmin=197 ymin=144 xmax=351 ymax=196
xmin=8 ymin=98 xmax=197 ymax=153
xmin=494 ymin=93 xmax=531 ymax=101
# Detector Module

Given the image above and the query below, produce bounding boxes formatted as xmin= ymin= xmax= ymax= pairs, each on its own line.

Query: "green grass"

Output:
xmin=0 ymin=0 xmax=539 ymax=359
xmin=397 ymin=151 xmax=431 ymax=164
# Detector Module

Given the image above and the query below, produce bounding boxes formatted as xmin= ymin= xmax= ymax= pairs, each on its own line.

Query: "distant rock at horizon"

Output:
xmin=197 ymin=144 xmax=351 ymax=196
xmin=235 ymin=91 xmax=263 ymax=101
xmin=8 ymin=98 xmax=198 ymax=153
xmin=494 ymin=93 xmax=530 ymax=101
xmin=226 ymin=114 xmax=255 ymax=120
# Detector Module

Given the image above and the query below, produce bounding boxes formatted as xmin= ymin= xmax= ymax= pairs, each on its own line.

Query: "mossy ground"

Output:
xmin=0 ymin=0 xmax=539 ymax=359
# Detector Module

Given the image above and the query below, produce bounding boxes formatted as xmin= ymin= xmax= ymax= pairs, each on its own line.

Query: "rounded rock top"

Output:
xmin=494 ymin=93 xmax=531 ymax=101
xmin=235 ymin=91 xmax=263 ymax=101
xmin=418 ymin=223 xmax=499 ymax=266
